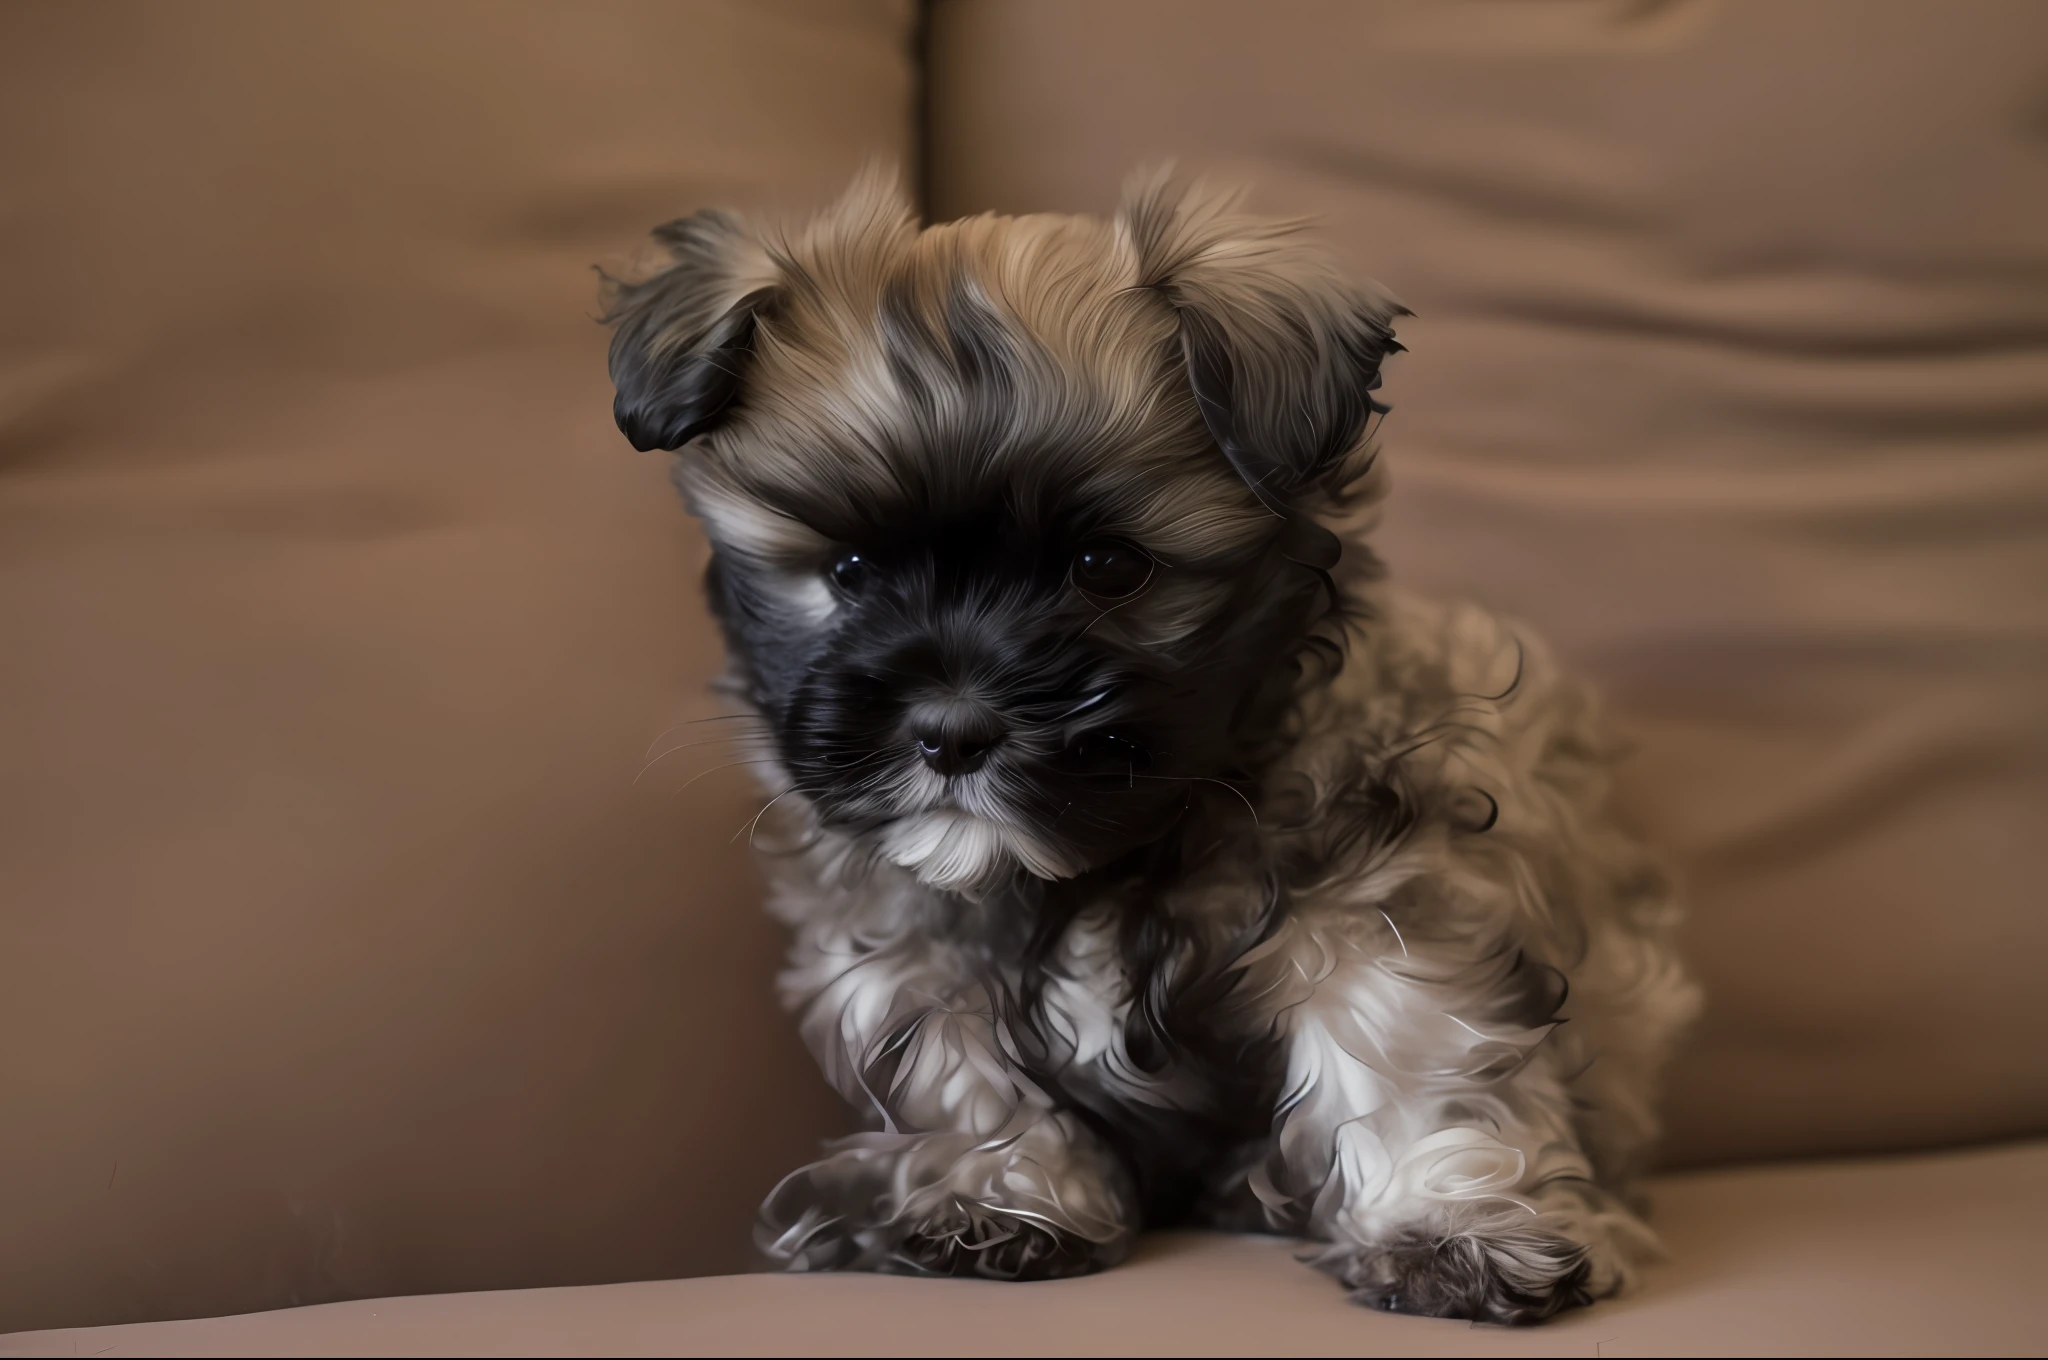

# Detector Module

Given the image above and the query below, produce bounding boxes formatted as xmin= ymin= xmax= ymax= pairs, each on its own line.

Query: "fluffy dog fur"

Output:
xmin=601 ymin=168 xmax=1699 ymax=1325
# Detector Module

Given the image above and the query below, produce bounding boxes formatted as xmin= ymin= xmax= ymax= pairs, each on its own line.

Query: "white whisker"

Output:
xmin=634 ymin=733 xmax=778 ymax=785
xmin=640 ymin=712 xmax=768 ymax=759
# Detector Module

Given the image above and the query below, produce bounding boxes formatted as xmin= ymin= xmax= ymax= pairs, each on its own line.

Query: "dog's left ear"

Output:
xmin=601 ymin=209 xmax=782 ymax=452
xmin=1119 ymin=171 xmax=1405 ymax=524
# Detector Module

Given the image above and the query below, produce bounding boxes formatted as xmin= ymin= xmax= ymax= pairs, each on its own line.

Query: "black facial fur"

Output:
xmin=708 ymin=485 xmax=1340 ymax=875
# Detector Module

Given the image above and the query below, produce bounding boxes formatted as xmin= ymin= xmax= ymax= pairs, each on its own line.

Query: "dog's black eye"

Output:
xmin=1066 ymin=730 xmax=1150 ymax=770
xmin=1072 ymin=540 xmax=1152 ymax=599
xmin=829 ymin=552 xmax=873 ymax=596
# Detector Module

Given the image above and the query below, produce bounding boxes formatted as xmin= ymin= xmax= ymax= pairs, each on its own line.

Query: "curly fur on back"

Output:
xmin=602 ymin=167 xmax=1699 ymax=1324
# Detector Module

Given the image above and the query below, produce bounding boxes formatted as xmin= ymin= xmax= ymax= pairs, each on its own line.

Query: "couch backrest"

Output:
xmin=0 ymin=0 xmax=911 ymax=1332
xmin=927 ymin=0 xmax=2048 ymax=1166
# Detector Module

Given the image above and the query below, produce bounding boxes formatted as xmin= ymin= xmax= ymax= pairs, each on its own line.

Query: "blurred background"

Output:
xmin=2 ymin=0 xmax=2042 ymax=1335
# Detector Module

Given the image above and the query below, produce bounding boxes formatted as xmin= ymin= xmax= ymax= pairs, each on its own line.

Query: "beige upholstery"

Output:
xmin=0 ymin=0 xmax=905 ymax=1333
xmin=8 ymin=1142 xmax=2046 ymax=1356
xmin=3 ymin=0 xmax=2042 ymax=1345
xmin=928 ymin=0 xmax=2048 ymax=1167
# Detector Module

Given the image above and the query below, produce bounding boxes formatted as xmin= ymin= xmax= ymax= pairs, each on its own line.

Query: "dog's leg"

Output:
xmin=756 ymin=922 xmax=1137 ymax=1279
xmin=1246 ymin=914 xmax=1653 ymax=1325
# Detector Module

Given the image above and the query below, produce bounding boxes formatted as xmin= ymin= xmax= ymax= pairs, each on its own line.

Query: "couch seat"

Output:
xmin=6 ymin=1140 xmax=2042 ymax=1357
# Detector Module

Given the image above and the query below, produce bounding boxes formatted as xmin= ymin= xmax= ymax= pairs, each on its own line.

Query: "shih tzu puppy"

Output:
xmin=601 ymin=168 xmax=1698 ymax=1325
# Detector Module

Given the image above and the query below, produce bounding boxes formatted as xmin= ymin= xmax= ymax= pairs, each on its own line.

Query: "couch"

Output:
xmin=2 ymin=1 xmax=2042 ymax=1352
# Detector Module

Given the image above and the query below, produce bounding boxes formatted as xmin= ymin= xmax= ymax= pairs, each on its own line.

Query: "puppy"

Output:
xmin=601 ymin=168 xmax=1698 ymax=1325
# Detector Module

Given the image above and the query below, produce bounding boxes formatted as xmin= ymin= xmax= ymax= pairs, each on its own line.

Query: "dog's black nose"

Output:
xmin=913 ymin=711 xmax=1006 ymax=776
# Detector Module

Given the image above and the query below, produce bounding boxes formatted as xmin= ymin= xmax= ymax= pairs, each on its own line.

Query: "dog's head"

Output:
xmin=603 ymin=169 xmax=1401 ymax=894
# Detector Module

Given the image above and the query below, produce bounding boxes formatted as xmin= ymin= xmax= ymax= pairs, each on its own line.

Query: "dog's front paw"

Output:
xmin=893 ymin=1202 xmax=1117 ymax=1280
xmin=1313 ymin=1222 xmax=1596 ymax=1326
xmin=756 ymin=1113 xmax=1136 ymax=1279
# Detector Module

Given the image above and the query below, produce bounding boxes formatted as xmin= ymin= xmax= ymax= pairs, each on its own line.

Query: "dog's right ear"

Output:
xmin=601 ymin=210 xmax=781 ymax=452
xmin=1116 ymin=169 xmax=1404 ymax=530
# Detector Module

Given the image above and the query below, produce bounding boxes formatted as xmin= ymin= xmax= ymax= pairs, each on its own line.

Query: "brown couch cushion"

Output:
xmin=0 ymin=0 xmax=909 ymax=1332
xmin=9 ymin=1141 xmax=2046 ymax=1356
xmin=927 ymin=0 xmax=2048 ymax=1166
